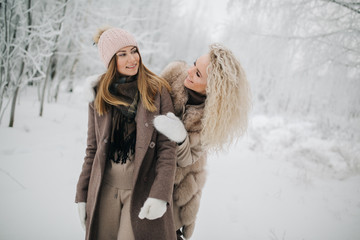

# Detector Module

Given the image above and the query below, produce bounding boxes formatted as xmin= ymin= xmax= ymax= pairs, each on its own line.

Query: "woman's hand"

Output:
xmin=138 ymin=197 xmax=167 ymax=220
xmin=153 ymin=112 xmax=187 ymax=143
xmin=77 ymin=202 xmax=86 ymax=230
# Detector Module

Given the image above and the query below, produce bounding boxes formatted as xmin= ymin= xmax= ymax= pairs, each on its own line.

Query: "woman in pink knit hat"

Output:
xmin=75 ymin=27 xmax=177 ymax=240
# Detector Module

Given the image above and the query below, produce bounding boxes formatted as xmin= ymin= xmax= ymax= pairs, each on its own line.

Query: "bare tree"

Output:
xmin=0 ymin=0 xmax=21 ymax=124
xmin=222 ymin=0 xmax=360 ymax=127
xmin=324 ymin=0 xmax=360 ymax=14
xmin=39 ymin=0 xmax=68 ymax=117
xmin=8 ymin=0 xmax=32 ymax=127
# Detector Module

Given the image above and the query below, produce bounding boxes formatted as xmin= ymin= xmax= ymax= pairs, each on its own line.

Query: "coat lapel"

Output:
xmin=93 ymin=97 xmax=159 ymax=186
xmin=133 ymin=97 xmax=159 ymax=184
xmin=94 ymin=108 xmax=112 ymax=173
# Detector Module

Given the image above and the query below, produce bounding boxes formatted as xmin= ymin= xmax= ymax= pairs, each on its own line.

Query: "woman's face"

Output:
xmin=115 ymin=46 xmax=140 ymax=76
xmin=184 ymin=54 xmax=210 ymax=95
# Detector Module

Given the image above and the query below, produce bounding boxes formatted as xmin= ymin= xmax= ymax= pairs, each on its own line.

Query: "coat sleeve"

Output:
xmin=75 ymin=102 xmax=97 ymax=203
xmin=176 ymin=133 xmax=203 ymax=167
xmin=148 ymin=88 xmax=176 ymax=203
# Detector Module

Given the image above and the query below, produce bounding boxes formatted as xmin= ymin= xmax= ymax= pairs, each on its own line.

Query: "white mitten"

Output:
xmin=153 ymin=112 xmax=187 ymax=143
xmin=77 ymin=202 xmax=86 ymax=230
xmin=138 ymin=197 xmax=167 ymax=220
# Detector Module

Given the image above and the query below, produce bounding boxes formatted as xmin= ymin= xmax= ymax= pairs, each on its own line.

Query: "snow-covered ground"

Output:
xmin=0 ymin=86 xmax=359 ymax=240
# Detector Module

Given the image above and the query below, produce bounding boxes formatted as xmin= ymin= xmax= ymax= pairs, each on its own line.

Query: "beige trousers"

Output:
xmin=96 ymin=158 xmax=135 ymax=240
xmin=96 ymin=182 xmax=135 ymax=240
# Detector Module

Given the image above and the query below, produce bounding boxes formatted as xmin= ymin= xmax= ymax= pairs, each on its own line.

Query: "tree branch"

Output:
xmin=323 ymin=0 xmax=360 ymax=14
xmin=0 ymin=168 xmax=26 ymax=189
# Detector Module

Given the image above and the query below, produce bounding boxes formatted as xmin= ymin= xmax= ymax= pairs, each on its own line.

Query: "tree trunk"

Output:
xmin=8 ymin=86 xmax=19 ymax=127
xmin=0 ymin=0 xmax=9 ymax=119
xmin=39 ymin=0 xmax=68 ymax=116
xmin=0 ymin=0 xmax=6 ymax=113
xmin=39 ymin=56 xmax=52 ymax=117
xmin=8 ymin=0 xmax=32 ymax=127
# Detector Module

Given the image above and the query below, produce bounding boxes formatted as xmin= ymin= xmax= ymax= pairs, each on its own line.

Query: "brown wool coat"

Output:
xmin=75 ymin=76 xmax=177 ymax=240
xmin=161 ymin=62 xmax=208 ymax=239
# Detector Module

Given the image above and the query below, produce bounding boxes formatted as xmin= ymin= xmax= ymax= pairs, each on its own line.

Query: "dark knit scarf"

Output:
xmin=185 ymin=87 xmax=206 ymax=105
xmin=108 ymin=75 xmax=139 ymax=164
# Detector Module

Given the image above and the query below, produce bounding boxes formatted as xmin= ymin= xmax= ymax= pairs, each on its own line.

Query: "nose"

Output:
xmin=128 ymin=53 xmax=136 ymax=62
xmin=187 ymin=66 xmax=195 ymax=76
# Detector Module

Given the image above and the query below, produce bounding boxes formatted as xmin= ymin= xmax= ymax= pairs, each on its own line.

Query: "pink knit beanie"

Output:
xmin=95 ymin=27 xmax=138 ymax=68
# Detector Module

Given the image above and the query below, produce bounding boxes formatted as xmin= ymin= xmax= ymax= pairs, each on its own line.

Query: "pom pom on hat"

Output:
xmin=93 ymin=26 xmax=112 ymax=44
xmin=95 ymin=27 xmax=138 ymax=68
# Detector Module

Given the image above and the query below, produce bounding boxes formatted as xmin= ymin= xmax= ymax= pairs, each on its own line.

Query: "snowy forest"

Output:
xmin=1 ymin=0 xmax=359 ymax=239
xmin=1 ymin=0 xmax=359 ymax=128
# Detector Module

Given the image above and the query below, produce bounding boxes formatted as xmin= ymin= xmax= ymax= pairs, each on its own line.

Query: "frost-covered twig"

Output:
xmin=269 ymin=229 xmax=286 ymax=240
xmin=0 ymin=168 xmax=26 ymax=190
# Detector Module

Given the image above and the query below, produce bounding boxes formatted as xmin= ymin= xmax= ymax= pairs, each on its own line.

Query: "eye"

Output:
xmin=117 ymin=53 xmax=126 ymax=57
xmin=196 ymin=71 xmax=200 ymax=77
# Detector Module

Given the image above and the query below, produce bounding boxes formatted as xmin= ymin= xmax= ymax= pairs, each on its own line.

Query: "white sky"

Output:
xmin=179 ymin=0 xmax=229 ymax=41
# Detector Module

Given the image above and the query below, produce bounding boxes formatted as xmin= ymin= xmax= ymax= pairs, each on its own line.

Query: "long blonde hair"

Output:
xmin=94 ymin=51 xmax=170 ymax=115
xmin=201 ymin=43 xmax=251 ymax=151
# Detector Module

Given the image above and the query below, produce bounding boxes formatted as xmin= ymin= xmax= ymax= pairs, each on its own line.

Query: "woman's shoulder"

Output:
xmin=155 ymin=84 xmax=172 ymax=104
xmin=160 ymin=61 xmax=188 ymax=85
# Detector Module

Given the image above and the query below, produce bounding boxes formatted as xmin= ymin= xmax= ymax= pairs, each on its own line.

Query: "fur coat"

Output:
xmin=161 ymin=61 xmax=207 ymax=239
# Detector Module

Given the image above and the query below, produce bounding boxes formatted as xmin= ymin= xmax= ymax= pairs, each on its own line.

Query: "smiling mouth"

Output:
xmin=126 ymin=64 xmax=137 ymax=69
xmin=186 ymin=77 xmax=193 ymax=83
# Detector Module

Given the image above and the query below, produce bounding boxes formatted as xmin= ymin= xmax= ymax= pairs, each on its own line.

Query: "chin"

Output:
xmin=184 ymin=81 xmax=191 ymax=89
xmin=125 ymin=70 xmax=138 ymax=76
xmin=185 ymin=84 xmax=195 ymax=92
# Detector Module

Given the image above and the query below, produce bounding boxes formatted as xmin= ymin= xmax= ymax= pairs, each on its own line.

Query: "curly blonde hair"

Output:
xmin=201 ymin=43 xmax=251 ymax=151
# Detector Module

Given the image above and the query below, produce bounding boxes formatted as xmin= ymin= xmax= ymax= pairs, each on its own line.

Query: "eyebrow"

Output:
xmin=194 ymin=59 xmax=203 ymax=77
xmin=117 ymin=47 xmax=137 ymax=53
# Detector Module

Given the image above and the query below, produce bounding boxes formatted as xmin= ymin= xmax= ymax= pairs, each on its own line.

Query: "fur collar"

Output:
xmin=160 ymin=61 xmax=204 ymax=133
xmin=83 ymin=74 xmax=102 ymax=102
xmin=160 ymin=61 xmax=188 ymax=116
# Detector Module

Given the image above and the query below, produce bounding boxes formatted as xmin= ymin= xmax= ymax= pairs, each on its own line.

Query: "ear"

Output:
xmin=83 ymin=74 xmax=102 ymax=102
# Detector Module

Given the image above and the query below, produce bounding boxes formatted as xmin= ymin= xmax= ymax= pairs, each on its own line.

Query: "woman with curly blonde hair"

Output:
xmin=154 ymin=43 xmax=251 ymax=239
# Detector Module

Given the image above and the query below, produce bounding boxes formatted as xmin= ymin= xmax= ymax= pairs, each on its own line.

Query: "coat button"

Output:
xmin=145 ymin=122 xmax=149 ymax=127
xmin=104 ymin=138 xmax=108 ymax=143
xmin=149 ymin=141 xmax=155 ymax=148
